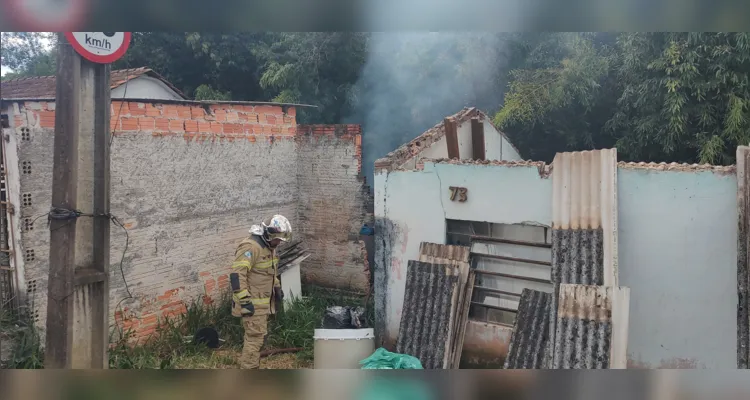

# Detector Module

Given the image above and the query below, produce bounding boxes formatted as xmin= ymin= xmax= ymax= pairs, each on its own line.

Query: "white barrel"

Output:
xmin=313 ymin=328 xmax=375 ymax=369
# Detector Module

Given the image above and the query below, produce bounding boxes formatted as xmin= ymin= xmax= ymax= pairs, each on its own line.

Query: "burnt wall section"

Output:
xmin=296 ymin=124 xmax=370 ymax=292
xmin=396 ymin=260 xmax=459 ymax=369
xmin=738 ymin=145 xmax=750 ymax=369
xmin=504 ymin=289 xmax=552 ymax=369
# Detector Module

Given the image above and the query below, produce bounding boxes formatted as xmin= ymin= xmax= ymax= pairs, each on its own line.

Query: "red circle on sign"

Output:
xmin=64 ymin=32 xmax=132 ymax=64
xmin=6 ymin=0 xmax=88 ymax=31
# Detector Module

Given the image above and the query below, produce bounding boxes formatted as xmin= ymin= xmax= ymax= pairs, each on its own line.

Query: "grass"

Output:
xmin=111 ymin=285 xmax=372 ymax=368
xmin=3 ymin=285 xmax=372 ymax=369
xmin=0 ymin=307 xmax=44 ymax=369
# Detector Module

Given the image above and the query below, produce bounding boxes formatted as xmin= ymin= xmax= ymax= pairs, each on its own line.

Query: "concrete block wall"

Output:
xmin=296 ymin=125 xmax=370 ymax=292
xmin=5 ymin=99 xmax=370 ymax=342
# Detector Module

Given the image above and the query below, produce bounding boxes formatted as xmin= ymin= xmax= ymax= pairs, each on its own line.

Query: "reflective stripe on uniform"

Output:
xmin=251 ymin=298 xmax=270 ymax=305
xmin=232 ymin=260 xmax=252 ymax=270
xmin=253 ymin=258 xmax=279 ymax=269
xmin=234 ymin=289 xmax=250 ymax=299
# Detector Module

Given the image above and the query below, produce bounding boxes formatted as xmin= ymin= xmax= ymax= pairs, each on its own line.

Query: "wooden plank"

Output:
xmin=45 ymin=33 xmax=81 ymax=369
xmin=471 ymin=118 xmax=485 ymax=160
xmin=444 ymin=118 xmax=459 ymax=159
xmin=738 ymin=145 xmax=750 ymax=369
xmin=452 ymin=270 xmax=475 ymax=368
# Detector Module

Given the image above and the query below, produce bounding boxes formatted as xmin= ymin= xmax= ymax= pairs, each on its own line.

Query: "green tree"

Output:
xmin=0 ymin=32 xmax=57 ymax=79
xmin=254 ymin=32 xmax=369 ymax=123
xmin=609 ymin=32 xmax=750 ymax=164
xmin=494 ymin=32 xmax=620 ymax=161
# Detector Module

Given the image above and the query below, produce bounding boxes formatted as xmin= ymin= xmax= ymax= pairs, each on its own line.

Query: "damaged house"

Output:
xmin=0 ymin=67 xmax=372 ymax=341
xmin=374 ymin=107 xmax=742 ymax=369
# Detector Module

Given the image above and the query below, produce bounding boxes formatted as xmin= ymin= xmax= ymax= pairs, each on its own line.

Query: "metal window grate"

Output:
xmin=446 ymin=219 xmax=553 ymax=325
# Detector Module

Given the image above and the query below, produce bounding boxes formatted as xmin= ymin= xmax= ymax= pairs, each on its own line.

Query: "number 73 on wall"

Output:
xmin=448 ymin=186 xmax=468 ymax=202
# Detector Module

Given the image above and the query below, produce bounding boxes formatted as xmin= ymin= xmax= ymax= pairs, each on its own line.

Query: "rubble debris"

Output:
xmin=321 ymin=306 xmax=367 ymax=329
xmin=277 ymin=240 xmax=310 ymax=273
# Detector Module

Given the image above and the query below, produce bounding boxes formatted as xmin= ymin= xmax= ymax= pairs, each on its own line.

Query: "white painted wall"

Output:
xmin=110 ymin=76 xmax=184 ymax=100
xmin=618 ymin=168 xmax=737 ymax=368
xmin=374 ymin=162 xmax=552 ymax=342
xmin=375 ymin=162 xmax=739 ymax=368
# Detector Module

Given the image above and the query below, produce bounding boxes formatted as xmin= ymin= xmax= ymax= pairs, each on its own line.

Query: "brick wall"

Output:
xmin=296 ymin=125 xmax=371 ymax=292
xmin=6 ymin=99 xmax=370 ymax=342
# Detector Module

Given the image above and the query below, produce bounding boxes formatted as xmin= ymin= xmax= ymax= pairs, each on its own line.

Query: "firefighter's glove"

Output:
xmin=273 ymin=286 xmax=284 ymax=304
xmin=233 ymin=290 xmax=255 ymax=317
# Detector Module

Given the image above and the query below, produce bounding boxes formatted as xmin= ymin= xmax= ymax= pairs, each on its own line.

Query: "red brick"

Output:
xmin=198 ymin=121 xmax=211 ymax=132
xmin=38 ymin=111 xmax=55 ymax=128
xmin=146 ymin=104 xmax=162 ymax=117
xmin=112 ymin=101 xmax=127 ymax=114
xmin=142 ymin=314 xmax=158 ymax=326
xmin=128 ymin=102 xmax=147 ymax=116
xmin=210 ymin=122 xmax=223 ymax=134
xmin=267 ymin=115 xmax=278 ymax=125
xmin=271 ymin=126 xmax=282 ymax=134
xmin=169 ymin=119 xmax=185 ymax=132
xmin=184 ymin=120 xmax=199 ymax=133
xmin=190 ymin=106 xmax=206 ymax=119
xmin=214 ymin=110 xmax=227 ymax=122
xmin=256 ymin=105 xmax=282 ymax=115
xmin=223 ymin=123 xmax=242 ymax=134
xmin=226 ymin=112 xmax=239 ymax=122
xmin=155 ymin=118 xmax=170 ymax=131
xmin=164 ymin=106 xmax=179 ymax=118
xmin=13 ymin=115 xmax=25 ymax=127
xmin=139 ymin=117 xmax=155 ymax=131
xmin=287 ymin=107 xmax=297 ymax=117
xmin=121 ymin=117 xmax=139 ymax=131
xmin=160 ymin=300 xmax=184 ymax=310
xmin=137 ymin=327 xmax=156 ymax=338
xmin=176 ymin=106 xmax=191 ymax=119
xmin=283 ymin=116 xmax=294 ymax=125
xmin=257 ymin=114 xmax=267 ymax=124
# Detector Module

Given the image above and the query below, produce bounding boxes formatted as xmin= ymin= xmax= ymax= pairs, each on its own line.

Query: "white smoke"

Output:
xmin=349 ymin=31 xmax=515 ymax=188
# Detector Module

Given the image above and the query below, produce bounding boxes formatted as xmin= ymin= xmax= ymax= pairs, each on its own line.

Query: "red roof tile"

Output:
xmin=1 ymin=67 xmax=187 ymax=99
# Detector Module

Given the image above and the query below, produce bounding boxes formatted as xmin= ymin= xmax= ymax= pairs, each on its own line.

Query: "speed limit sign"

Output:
xmin=64 ymin=32 xmax=132 ymax=64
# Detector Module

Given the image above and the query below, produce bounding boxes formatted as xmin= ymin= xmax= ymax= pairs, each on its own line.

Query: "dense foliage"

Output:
xmin=3 ymin=32 xmax=749 ymax=165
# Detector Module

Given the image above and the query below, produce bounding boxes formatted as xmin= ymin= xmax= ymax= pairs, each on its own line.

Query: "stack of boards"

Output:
xmin=395 ymin=242 xmax=475 ymax=369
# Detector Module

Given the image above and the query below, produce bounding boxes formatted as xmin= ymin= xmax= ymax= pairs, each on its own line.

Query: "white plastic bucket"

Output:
xmin=313 ymin=328 xmax=375 ymax=369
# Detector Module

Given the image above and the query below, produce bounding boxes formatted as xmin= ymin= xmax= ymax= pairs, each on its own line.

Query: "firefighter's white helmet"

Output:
xmin=261 ymin=215 xmax=292 ymax=243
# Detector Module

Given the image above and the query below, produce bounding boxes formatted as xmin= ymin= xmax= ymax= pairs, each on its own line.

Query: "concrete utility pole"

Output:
xmin=45 ymin=33 xmax=111 ymax=369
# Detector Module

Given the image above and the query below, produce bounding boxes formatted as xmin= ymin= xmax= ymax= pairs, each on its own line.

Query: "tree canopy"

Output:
xmin=2 ymin=31 xmax=749 ymax=166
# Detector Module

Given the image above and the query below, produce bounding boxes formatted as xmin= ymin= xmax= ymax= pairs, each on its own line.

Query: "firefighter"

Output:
xmin=230 ymin=214 xmax=292 ymax=369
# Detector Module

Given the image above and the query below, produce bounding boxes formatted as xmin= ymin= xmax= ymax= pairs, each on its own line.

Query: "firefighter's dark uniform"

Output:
xmin=231 ymin=235 xmax=280 ymax=369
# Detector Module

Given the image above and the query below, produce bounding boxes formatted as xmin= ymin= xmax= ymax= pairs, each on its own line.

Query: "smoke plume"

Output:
xmin=349 ymin=31 xmax=515 ymax=189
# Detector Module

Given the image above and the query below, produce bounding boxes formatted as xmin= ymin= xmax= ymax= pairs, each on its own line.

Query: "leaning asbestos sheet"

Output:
xmin=551 ymin=284 xmax=630 ymax=369
xmin=547 ymin=148 xmax=619 ymax=368
xmin=417 ymin=242 xmax=473 ymax=368
xmin=396 ymin=260 xmax=461 ymax=369
xmin=504 ymin=289 xmax=553 ymax=369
